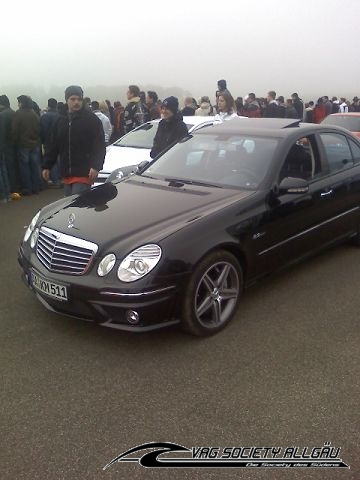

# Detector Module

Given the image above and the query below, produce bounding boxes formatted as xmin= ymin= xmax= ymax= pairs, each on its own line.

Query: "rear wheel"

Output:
xmin=181 ymin=250 xmax=243 ymax=336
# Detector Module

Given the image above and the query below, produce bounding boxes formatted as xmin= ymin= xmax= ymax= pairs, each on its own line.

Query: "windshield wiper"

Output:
xmin=164 ymin=177 xmax=222 ymax=188
xmin=137 ymin=173 xmax=158 ymax=179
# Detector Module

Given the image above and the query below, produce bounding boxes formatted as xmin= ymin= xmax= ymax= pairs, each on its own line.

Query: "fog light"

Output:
xmin=126 ymin=310 xmax=140 ymax=325
xmin=97 ymin=253 xmax=116 ymax=277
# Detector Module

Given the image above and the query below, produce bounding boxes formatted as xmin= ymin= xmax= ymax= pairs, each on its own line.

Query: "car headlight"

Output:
xmin=24 ymin=210 xmax=41 ymax=242
xmin=117 ymin=244 xmax=162 ymax=282
xmin=97 ymin=253 xmax=116 ymax=277
xmin=30 ymin=228 xmax=39 ymax=249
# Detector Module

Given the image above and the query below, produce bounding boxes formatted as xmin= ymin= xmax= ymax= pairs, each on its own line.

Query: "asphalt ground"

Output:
xmin=0 ymin=188 xmax=359 ymax=480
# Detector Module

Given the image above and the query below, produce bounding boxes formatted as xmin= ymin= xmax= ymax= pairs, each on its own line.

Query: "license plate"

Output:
xmin=31 ymin=271 xmax=68 ymax=301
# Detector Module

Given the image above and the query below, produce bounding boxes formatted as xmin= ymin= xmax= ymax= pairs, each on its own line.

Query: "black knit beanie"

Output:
xmin=162 ymin=96 xmax=179 ymax=115
xmin=65 ymin=85 xmax=84 ymax=101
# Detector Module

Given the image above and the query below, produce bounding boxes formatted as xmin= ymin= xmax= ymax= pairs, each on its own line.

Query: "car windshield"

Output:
xmin=112 ymin=121 xmax=197 ymax=149
xmin=113 ymin=123 xmax=158 ymax=149
xmin=322 ymin=116 xmax=360 ymax=132
xmin=144 ymin=134 xmax=279 ymax=189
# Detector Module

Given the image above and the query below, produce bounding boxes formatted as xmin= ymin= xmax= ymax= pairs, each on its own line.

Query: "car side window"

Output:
xmin=319 ymin=133 xmax=353 ymax=172
xmin=349 ymin=138 xmax=360 ymax=164
xmin=279 ymin=136 xmax=317 ymax=182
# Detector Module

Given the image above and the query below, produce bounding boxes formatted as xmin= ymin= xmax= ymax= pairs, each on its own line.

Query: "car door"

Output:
xmin=250 ymin=133 xmax=358 ymax=275
xmin=315 ymin=131 xmax=360 ymax=239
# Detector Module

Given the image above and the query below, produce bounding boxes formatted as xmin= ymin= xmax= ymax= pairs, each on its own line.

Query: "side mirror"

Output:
xmin=278 ymin=177 xmax=309 ymax=195
xmin=136 ymin=160 xmax=150 ymax=174
xmin=105 ymin=165 xmax=137 ymax=183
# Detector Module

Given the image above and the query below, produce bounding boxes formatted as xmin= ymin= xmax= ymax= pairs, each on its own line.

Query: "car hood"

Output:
xmin=40 ymin=177 xmax=254 ymax=251
xmin=102 ymin=145 xmax=151 ymax=173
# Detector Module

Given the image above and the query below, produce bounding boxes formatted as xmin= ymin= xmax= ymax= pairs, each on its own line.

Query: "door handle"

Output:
xmin=320 ymin=189 xmax=333 ymax=197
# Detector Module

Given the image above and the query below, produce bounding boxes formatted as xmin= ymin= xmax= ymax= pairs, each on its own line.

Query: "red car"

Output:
xmin=321 ymin=113 xmax=360 ymax=139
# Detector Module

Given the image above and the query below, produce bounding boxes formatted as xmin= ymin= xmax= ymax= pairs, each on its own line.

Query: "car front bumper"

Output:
xmin=18 ymin=246 xmax=182 ymax=332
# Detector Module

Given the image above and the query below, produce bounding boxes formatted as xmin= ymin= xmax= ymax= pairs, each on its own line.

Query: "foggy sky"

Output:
xmin=1 ymin=0 xmax=360 ymax=103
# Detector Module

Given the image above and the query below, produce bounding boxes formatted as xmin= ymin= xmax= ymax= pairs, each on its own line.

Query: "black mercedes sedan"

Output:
xmin=18 ymin=118 xmax=360 ymax=336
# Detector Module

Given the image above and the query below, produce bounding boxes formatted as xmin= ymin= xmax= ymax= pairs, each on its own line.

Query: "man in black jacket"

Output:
xmin=123 ymin=85 xmax=149 ymax=134
xmin=0 ymin=95 xmax=17 ymax=193
xmin=263 ymin=91 xmax=279 ymax=118
xmin=150 ymin=96 xmax=188 ymax=159
xmin=40 ymin=98 xmax=61 ymax=186
xmin=12 ymin=94 xmax=42 ymax=196
xmin=42 ymin=85 xmax=105 ymax=196
xmin=291 ymin=93 xmax=304 ymax=119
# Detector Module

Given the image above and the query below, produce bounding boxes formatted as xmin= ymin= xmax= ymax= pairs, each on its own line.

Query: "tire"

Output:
xmin=181 ymin=250 xmax=243 ymax=336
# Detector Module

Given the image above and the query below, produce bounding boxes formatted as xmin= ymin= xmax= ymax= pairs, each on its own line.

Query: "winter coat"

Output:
xmin=195 ymin=102 xmax=213 ymax=116
xmin=332 ymin=102 xmax=340 ymax=114
xmin=12 ymin=107 xmax=40 ymax=149
xmin=124 ymin=97 xmax=150 ymax=133
xmin=339 ymin=102 xmax=349 ymax=113
xmin=285 ymin=105 xmax=299 ymax=119
xmin=113 ymin=107 xmax=125 ymax=135
xmin=263 ymin=101 xmax=279 ymax=118
xmin=150 ymin=113 xmax=188 ymax=158
xmin=214 ymin=111 xmax=238 ymax=123
xmin=182 ymin=106 xmax=196 ymax=116
xmin=94 ymin=110 xmax=113 ymax=144
xmin=148 ymin=104 xmax=161 ymax=120
xmin=42 ymin=107 xmax=105 ymax=178
xmin=0 ymin=108 xmax=15 ymax=151
xmin=277 ymin=104 xmax=287 ymax=118
xmin=313 ymin=104 xmax=326 ymax=124
xmin=242 ymin=101 xmax=261 ymax=118
xmin=292 ymin=99 xmax=304 ymax=119
xmin=324 ymin=101 xmax=333 ymax=117
xmin=305 ymin=108 xmax=314 ymax=123
xmin=40 ymin=109 xmax=59 ymax=152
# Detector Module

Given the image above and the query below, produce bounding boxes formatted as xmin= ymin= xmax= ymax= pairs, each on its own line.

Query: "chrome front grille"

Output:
xmin=36 ymin=226 xmax=98 ymax=275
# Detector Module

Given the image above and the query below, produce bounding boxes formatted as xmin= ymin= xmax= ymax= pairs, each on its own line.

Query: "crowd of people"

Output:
xmin=1 ymin=78 xmax=360 ymax=203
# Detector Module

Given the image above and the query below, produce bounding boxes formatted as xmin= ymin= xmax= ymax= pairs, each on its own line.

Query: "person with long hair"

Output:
xmin=214 ymin=91 xmax=238 ymax=122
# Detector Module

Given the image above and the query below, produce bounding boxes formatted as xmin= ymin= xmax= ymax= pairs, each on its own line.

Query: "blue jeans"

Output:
xmin=18 ymin=147 xmax=41 ymax=195
xmin=50 ymin=158 xmax=61 ymax=184
xmin=64 ymin=182 xmax=91 ymax=197
xmin=0 ymin=152 xmax=11 ymax=200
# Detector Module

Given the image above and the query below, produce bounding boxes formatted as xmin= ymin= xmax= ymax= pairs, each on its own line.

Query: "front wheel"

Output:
xmin=181 ymin=250 xmax=243 ymax=336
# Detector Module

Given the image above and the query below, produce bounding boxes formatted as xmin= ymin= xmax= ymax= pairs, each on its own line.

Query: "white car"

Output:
xmin=95 ymin=116 xmax=215 ymax=185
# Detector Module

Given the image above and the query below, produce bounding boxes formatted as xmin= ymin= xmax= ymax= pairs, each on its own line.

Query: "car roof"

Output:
xmin=184 ymin=115 xmax=215 ymax=125
xmin=327 ymin=113 xmax=360 ymax=117
xmin=145 ymin=116 xmax=215 ymax=126
xmin=193 ymin=117 xmax=353 ymax=138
